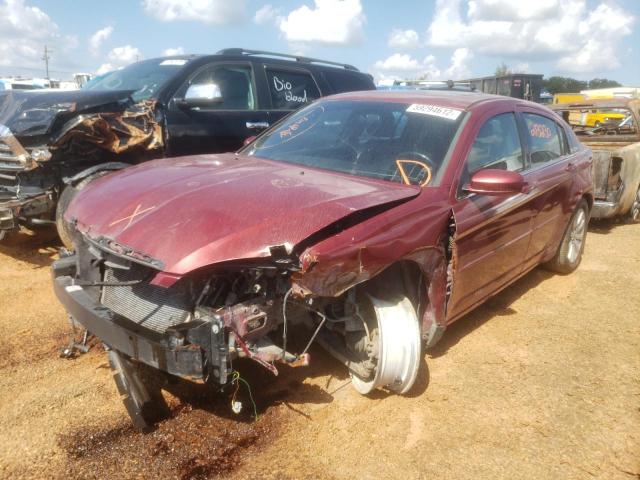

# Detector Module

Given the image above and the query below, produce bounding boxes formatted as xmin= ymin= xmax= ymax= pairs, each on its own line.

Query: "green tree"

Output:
xmin=587 ymin=78 xmax=622 ymax=89
xmin=495 ymin=62 xmax=510 ymax=76
xmin=542 ymin=76 xmax=588 ymax=94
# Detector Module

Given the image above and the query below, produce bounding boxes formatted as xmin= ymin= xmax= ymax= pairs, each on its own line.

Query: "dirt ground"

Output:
xmin=0 ymin=222 xmax=638 ymax=480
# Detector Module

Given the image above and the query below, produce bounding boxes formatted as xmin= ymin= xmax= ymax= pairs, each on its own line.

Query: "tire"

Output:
xmin=56 ymin=171 xmax=110 ymax=249
xmin=625 ymin=186 xmax=640 ymax=224
xmin=108 ymin=350 xmax=170 ymax=431
xmin=544 ymin=199 xmax=590 ymax=274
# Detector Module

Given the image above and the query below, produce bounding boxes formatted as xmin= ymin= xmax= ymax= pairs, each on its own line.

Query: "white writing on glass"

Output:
xmin=273 ymin=75 xmax=308 ymax=104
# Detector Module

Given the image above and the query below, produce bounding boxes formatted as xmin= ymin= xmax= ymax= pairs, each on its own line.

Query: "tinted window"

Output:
xmin=189 ymin=65 xmax=255 ymax=110
xmin=243 ymin=100 xmax=465 ymax=186
xmin=523 ymin=113 xmax=563 ymax=165
xmin=463 ymin=113 xmax=523 ymax=185
xmin=323 ymin=70 xmax=374 ymax=93
xmin=266 ymin=69 xmax=320 ymax=110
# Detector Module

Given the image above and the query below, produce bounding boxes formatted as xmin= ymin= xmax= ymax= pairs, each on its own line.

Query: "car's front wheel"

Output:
xmin=545 ymin=199 xmax=590 ymax=274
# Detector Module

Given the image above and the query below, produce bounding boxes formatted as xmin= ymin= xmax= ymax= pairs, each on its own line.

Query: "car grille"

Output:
xmin=592 ymin=151 xmax=612 ymax=200
xmin=0 ymin=139 xmax=27 ymax=171
xmin=101 ymin=264 xmax=191 ymax=333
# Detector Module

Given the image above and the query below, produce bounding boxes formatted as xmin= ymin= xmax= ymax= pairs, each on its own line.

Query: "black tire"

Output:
xmin=108 ymin=350 xmax=170 ymax=431
xmin=544 ymin=199 xmax=590 ymax=274
xmin=625 ymin=186 xmax=640 ymax=224
xmin=56 ymin=171 xmax=110 ymax=249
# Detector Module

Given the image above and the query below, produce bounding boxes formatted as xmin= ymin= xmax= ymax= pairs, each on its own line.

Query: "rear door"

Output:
xmin=518 ymin=110 xmax=575 ymax=266
xmin=449 ymin=110 xmax=534 ymax=319
xmin=164 ymin=62 xmax=270 ymax=155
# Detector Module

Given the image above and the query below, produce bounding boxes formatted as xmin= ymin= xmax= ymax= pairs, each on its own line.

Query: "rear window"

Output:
xmin=266 ymin=69 xmax=320 ymax=110
xmin=523 ymin=113 xmax=563 ymax=166
xmin=322 ymin=70 xmax=375 ymax=93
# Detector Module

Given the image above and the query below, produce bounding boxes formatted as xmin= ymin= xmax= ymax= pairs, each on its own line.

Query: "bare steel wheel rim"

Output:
xmin=631 ymin=188 xmax=640 ymax=221
xmin=350 ymin=295 xmax=421 ymax=395
xmin=567 ymin=208 xmax=586 ymax=264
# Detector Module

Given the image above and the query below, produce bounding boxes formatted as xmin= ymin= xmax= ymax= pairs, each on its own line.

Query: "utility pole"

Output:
xmin=42 ymin=45 xmax=52 ymax=84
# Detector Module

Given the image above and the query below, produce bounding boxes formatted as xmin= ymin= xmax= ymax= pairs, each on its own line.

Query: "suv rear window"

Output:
xmin=266 ymin=69 xmax=320 ymax=110
xmin=323 ymin=70 xmax=374 ymax=93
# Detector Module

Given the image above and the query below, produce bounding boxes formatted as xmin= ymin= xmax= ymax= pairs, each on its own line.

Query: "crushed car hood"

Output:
xmin=0 ymin=89 xmax=135 ymax=137
xmin=67 ymin=153 xmax=420 ymax=274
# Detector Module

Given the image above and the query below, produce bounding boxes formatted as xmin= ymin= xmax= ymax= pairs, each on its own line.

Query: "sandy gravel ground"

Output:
xmin=0 ymin=222 xmax=638 ymax=480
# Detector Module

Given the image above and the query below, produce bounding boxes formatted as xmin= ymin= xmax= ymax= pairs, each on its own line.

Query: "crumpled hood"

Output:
xmin=0 ymin=89 xmax=135 ymax=137
xmin=67 ymin=153 xmax=420 ymax=275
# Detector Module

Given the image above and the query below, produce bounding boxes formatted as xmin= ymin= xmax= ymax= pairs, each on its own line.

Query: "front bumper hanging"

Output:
xmin=51 ymin=255 xmax=220 ymax=381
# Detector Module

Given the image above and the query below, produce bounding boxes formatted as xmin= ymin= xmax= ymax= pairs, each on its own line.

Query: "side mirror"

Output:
xmin=243 ymin=135 xmax=257 ymax=146
xmin=464 ymin=169 xmax=527 ymax=195
xmin=180 ymin=83 xmax=223 ymax=108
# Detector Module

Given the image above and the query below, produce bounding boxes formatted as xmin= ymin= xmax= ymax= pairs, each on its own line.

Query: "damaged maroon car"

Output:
xmin=52 ymin=91 xmax=593 ymax=428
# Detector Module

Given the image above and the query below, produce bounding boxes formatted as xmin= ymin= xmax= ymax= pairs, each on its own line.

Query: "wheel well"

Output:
xmin=358 ymin=260 xmax=427 ymax=316
xmin=582 ymin=192 xmax=594 ymax=211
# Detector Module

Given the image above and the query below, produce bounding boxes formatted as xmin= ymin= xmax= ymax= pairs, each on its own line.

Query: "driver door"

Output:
xmin=448 ymin=111 xmax=535 ymax=319
xmin=164 ymin=62 xmax=270 ymax=156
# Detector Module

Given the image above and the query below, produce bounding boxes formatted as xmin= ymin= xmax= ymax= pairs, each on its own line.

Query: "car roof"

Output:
xmin=325 ymin=89 xmax=537 ymax=111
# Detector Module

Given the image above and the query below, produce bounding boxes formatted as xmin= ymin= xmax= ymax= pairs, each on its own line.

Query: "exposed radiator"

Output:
xmin=101 ymin=264 xmax=191 ymax=333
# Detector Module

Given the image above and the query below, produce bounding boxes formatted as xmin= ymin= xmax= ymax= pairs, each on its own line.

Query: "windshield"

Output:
xmin=243 ymin=100 xmax=465 ymax=186
xmin=83 ymin=58 xmax=191 ymax=101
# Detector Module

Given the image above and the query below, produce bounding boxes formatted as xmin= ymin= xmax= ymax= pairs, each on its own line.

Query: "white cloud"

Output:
xmin=444 ymin=47 xmax=473 ymax=78
xmin=254 ymin=4 xmax=280 ymax=25
xmin=89 ymin=26 xmax=113 ymax=56
xmin=97 ymin=45 xmax=141 ymax=75
xmin=427 ymin=0 xmax=635 ymax=73
xmin=388 ymin=29 xmax=420 ymax=49
xmin=0 ymin=0 xmax=78 ymax=73
xmin=279 ymin=0 xmax=365 ymax=45
xmin=142 ymin=0 xmax=246 ymax=25
xmin=163 ymin=46 xmax=185 ymax=55
xmin=375 ymin=53 xmax=421 ymax=72
xmin=513 ymin=62 xmax=530 ymax=73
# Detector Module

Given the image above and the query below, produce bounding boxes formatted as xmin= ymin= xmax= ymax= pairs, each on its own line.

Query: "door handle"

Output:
xmin=565 ymin=162 xmax=576 ymax=172
xmin=246 ymin=121 xmax=270 ymax=130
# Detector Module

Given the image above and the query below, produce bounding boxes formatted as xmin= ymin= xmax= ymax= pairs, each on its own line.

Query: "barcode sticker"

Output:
xmin=406 ymin=103 xmax=462 ymax=120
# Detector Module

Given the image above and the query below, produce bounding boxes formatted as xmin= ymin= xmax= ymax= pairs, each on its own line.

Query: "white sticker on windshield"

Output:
xmin=406 ymin=103 xmax=462 ymax=120
xmin=160 ymin=59 xmax=187 ymax=66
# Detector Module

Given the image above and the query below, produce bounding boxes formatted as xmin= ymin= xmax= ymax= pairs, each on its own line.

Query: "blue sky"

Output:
xmin=1 ymin=0 xmax=638 ymax=84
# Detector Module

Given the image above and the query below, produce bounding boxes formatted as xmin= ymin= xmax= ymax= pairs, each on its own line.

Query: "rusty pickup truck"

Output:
xmin=551 ymin=99 xmax=640 ymax=222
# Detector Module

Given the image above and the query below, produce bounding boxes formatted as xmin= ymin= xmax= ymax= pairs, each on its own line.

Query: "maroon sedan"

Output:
xmin=52 ymin=91 xmax=593 ymax=428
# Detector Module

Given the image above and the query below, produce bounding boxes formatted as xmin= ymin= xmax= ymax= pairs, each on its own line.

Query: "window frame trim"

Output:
xmin=170 ymin=60 xmax=260 ymax=112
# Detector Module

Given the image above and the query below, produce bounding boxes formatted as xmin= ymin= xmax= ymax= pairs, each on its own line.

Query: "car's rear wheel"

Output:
xmin=350 ymin=294 xmax=421 ymax=395
xmin=544 ymin=199 xmax=589 ymax=274
xmin=625 ymin=186 xmax=640 ymax=223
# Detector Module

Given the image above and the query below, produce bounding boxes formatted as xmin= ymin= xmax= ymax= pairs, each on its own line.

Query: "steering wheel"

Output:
xmin=395 ymin=151 xmax=434 ymax=186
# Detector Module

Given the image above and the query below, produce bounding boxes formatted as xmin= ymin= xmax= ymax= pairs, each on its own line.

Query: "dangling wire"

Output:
xmin=230 ymin=371 xmax=258 ymax=421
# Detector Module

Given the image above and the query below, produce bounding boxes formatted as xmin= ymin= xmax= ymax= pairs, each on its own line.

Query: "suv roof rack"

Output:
xmin=216 ymin=48 xmax=359 ymax=71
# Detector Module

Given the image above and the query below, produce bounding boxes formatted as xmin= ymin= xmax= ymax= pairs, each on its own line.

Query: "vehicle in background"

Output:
xmin=382 ymin=80 xmax=476 ymax=92
xmin=0 ymin=49 xmax=375 ymax=244
xmin=551 ymin=99 xmax=640 ymax=222
xmin=52 ymin=90 xmax=592 ymax=429
xmin=460 ymin=73 xmax=544 ymax=102
xmin=0 ymin=78 xmax=47 ymax=91
xmin=553 ymin=93 xmax=586 ymax=104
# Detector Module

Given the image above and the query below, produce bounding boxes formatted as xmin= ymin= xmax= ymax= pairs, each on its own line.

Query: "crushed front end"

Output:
xmin=52 ymin=234 xmax=398 ymax=428
xmin=0 ymin=125 xmax=55 ymax=236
